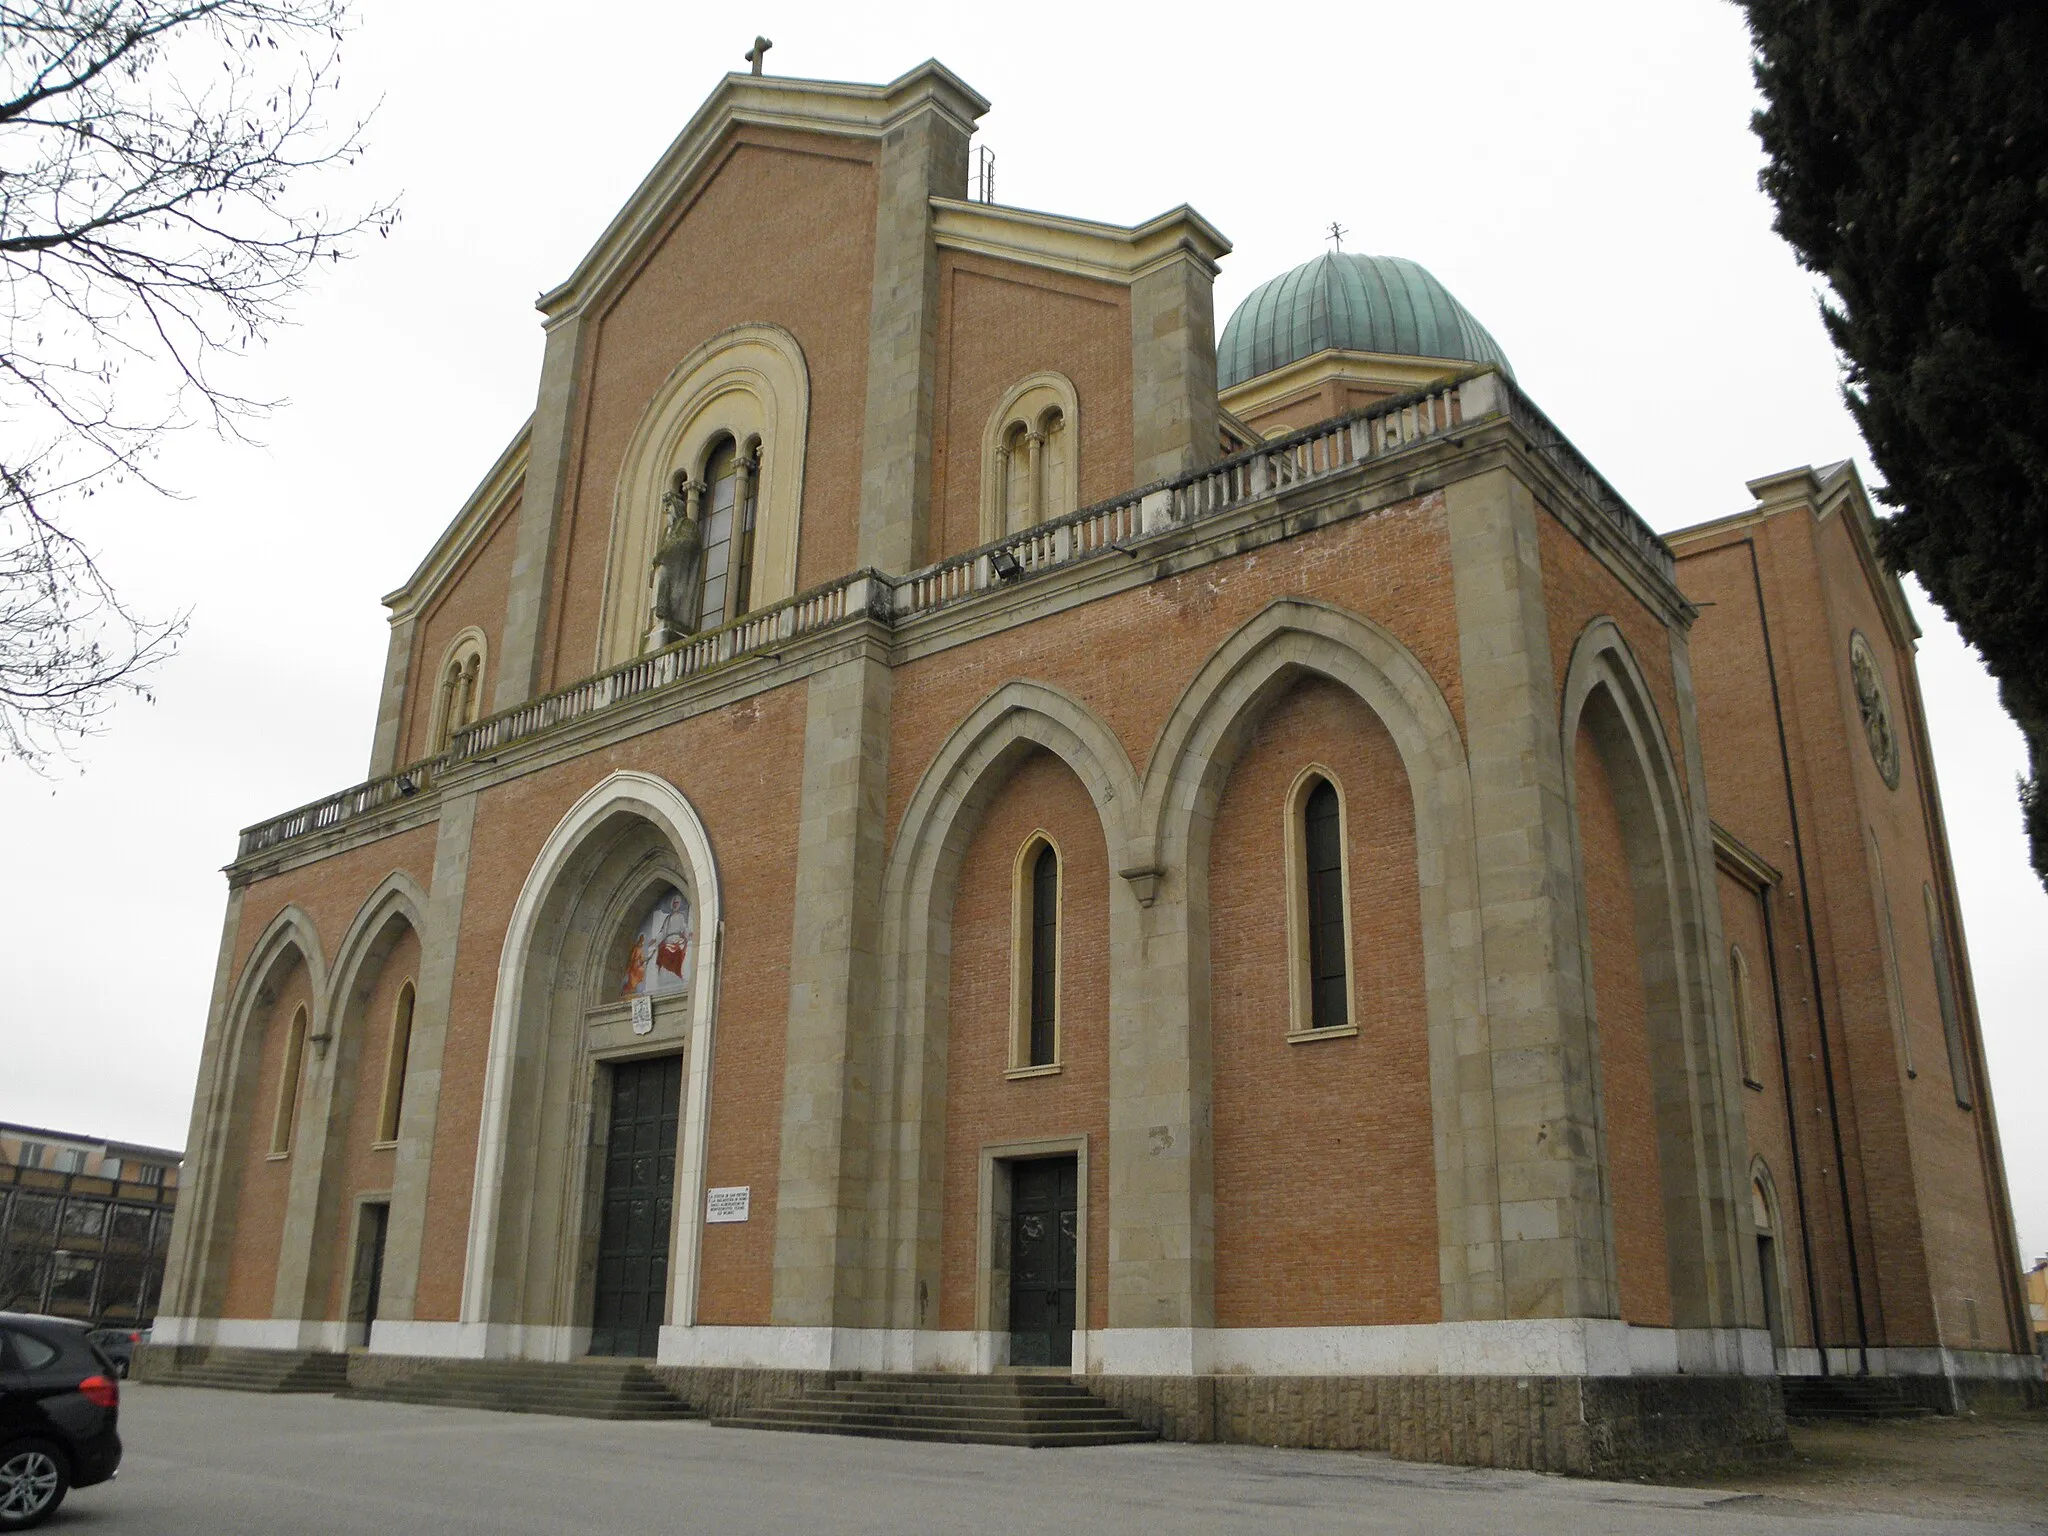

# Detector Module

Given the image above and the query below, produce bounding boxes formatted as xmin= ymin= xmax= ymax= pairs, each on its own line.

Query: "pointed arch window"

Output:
xmin=1286 ymin=768 xmax=1356 ymax=1038
xmin=270 ymin=1005 xmax=309 ymax=1157
xmin=1009 ymin=834 xmax=1062 ymax=1074
xmin=375 ymin=981 xmax=416 ymax=1145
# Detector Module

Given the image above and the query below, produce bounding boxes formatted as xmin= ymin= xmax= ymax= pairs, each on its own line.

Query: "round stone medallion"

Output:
xmin=1849 ymin=630 xmax=1901 ymax=789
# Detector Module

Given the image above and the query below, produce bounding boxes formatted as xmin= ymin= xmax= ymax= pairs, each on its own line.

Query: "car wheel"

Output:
xmin=0 ymin=1441 xmax=69 ymax=1531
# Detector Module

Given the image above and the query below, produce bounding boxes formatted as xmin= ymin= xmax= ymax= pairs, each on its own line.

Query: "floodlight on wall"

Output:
xmin=396 ymin=773 xmax=418 ymax=797
xmin=989 ymin=547 xmax=1024 ymax=582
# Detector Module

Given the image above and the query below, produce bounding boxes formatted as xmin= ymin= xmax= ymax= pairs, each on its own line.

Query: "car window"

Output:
xmin=2 ymin=1329 xmax=60 ymax=1370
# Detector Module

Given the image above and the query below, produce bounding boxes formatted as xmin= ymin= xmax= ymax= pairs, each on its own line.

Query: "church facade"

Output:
xmin=151 ymin=60 xmax=2040 ymax=1465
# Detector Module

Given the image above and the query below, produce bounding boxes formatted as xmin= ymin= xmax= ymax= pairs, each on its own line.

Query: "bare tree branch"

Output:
xmin=0 ymin=0 xmax=399 ymax=767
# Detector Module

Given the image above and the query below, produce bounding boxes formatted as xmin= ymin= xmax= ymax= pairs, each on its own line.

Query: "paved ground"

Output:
xmin=40 ymin=1385 xmax=2044 ymax=1535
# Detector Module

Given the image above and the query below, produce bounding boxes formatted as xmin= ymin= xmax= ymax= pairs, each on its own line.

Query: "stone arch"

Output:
xmin=596 ymin=323 xmax=809 ymax=668
xmin=1559 ymin=616 xmax=1746 ymax=1330
xmin=270 ymin=873 xmax=430 ymax=1331
xmin=160 ymin=905 xmax=327 ymax=1334
xmin=461 ymin=770 xmax=722 ymax=1359
xmin=1748 ymin=1154 xmax=1791 ymax=1347
xmin=980 ymin=371 xmax=1080 ymax=540
xmin=865 ymin=682 xmax=1140 ymax=1347
xmin=426 ymin=627 xmax=488 ymax=753
xmin=1137 ymin=597 xmax=1496 ymax=1323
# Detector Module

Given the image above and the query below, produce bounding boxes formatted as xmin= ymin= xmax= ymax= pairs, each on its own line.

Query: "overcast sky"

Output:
xmin=2 ymin=0 xmax=2042 ymax=1266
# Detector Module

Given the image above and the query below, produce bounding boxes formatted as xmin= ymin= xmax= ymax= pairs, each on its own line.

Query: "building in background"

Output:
xmin=2026 ymin=1259 xmax=2048 ymax=1357
xmin=144 ymin=56 xmax=2040 ymax=1475
xmin=1 ymin=1123 xmax=181 ymax=1326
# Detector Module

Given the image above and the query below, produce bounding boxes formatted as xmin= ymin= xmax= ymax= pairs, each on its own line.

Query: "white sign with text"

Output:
xmin=705 ymin=1186 xmax=751 ymax=1223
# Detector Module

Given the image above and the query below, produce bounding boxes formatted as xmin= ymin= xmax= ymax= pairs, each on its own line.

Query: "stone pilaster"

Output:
xmin=494 ymin=315 xmax=585 ymax=711
xmin=1444 ymin=466 xmax=1612 ymax=1320
xmin=376 ymin=790 xmax=478 ymax=1324
xmin=367 ymin=613 xmax=417 ymax=778
xmin=855 ymin=102 xmax=970 ymax=573
xmin=1130 ymin=246 xmax=1222 ymax=486
xmin=157 ymin=885 xmax=247 ymax=1324
xmin=770 ymin=649 xmax=893 ymax=1330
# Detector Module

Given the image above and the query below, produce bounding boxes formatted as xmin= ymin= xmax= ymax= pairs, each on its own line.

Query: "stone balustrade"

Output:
xmin=236 ymin=370 xmax=1670 ymax=861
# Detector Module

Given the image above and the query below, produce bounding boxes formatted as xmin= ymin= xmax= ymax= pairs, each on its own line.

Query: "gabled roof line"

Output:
xmin=383 ymin=419 xmax=532 ymax=619
xmin=538 ymin=60 xmax=990 ymax=323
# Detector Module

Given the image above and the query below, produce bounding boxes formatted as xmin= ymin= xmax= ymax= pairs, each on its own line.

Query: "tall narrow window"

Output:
xmin=430 ymin=630 xmax=487 ymax=752
xmin=1924 ymin=883 xmax=1973 ymax=1109
xmin=1729 ymin=943 xmax=1760 ymax=1087
xmin=729 ymin=443 xmax=760 ymax=620
xmin=376 ymin=981 xmax=416 ymax=1144
xmin=696 ymin=438 xmax=739 ymax=629
xmin=1029 ymin=843 xmax=1060 ymax=1067
xmin=1866 ymin=829 xmax=1914 ymax=1076
xmin=1302 ymin=778 xmax=1349 ymax=1031
xmin=270 ymin=1005 xmax=309 ymax=1157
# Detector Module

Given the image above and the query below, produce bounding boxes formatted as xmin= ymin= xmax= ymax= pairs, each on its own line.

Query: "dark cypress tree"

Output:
xmin=1740 ymin=0 xmax=2048 ymax=886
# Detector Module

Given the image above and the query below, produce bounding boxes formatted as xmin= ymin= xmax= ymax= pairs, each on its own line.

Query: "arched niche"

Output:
xmin=1558 ymin=617 xmax=1747 ymax=1332
xmin=597 ymin=324 xmax=809 ymax=669
xmin=461 ymin=771 xmax=721 ymax=1360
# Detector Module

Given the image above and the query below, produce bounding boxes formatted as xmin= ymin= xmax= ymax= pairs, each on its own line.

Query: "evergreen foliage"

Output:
xmin=1741 ymin=0 xmax=2048 ymax=886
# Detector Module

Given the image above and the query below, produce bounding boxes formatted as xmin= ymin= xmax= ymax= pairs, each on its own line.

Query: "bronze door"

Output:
xmin=590 ymin=1055 xmax=681 ymax=1358
xmin=1008 ymin=1157 xmax=1078 ymax=1367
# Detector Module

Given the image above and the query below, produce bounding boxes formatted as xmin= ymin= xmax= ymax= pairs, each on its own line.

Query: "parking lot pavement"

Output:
xmin=47 ymin=1384 xmax=2037 ymax=1536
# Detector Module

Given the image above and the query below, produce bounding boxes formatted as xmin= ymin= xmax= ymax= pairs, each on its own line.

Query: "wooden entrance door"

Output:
xmin=1008 ymin=1157 xmax=1078 ymax=1367
xmin=590 ymin=1055 xmax=681 ymax=1358
xmin=347 ymin=1202 xmax=389 ymax=1341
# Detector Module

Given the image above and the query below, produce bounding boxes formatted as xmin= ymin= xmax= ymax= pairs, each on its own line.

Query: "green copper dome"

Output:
xmin=1217 ymin=252 xmax=1513 ymax=389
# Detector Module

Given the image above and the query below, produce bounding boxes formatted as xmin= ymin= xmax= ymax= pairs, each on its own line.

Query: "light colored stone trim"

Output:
xmin=1007 ymin=831 xmax=1064 ymax=1071
xmin=367 ymin=613 xmax=417 ymax=780
xmin=596 ymin=323 xmax=810 ymax=668
xmin=148 ymin=1316 xmax=355 ymax=1352
xmin=1281 ymin=762 xmax=1358 ymax=1038
xmin=157 ymin=886 xmax=246 ymax=1323
xmin=656 ymin=1325 xmax=992 ymax=1373
xmin=1444 ymin=468 xmax=1604 ymax=1321
xmin=376 ymin=794 xmax=474 ymax=1325
xmin=1129 ymin=252 xmax=1220 ymax=487
xmin=494 ymin=314 xmax=584 ymax=711
xmin=461 ymin=771 xmax=723 ymax=1345
xmin=1558 ymin=616 xmax=1752 ymax=1331
xmin=1091 ymin=1321 xmax=1775 ymax=1378
xmin=931 ymin=198 xmax=1228 ymax=287
xmin=856 ymin=99 xmax=969 ymax=572
xmin=1219 ymin=348 xmax=1477 ymax=424
xmin=979 ymin=371 xmax=1080 ymax=543
xmin=163 ymin=903 xmax=327 ymax=1324
xmin=1137 ymin=598 xmax=1496 ymax=1325
xmin=423 ymin=627 xmax=488 ymax=755
xmin=771 ymin=655 xmax=893 ymax=1327
xmin=872 ymin=681 xmax=1142 ymax=1340
xmin=383 ymin=424 xmax=532 ymax=620
xmin=270 ymin=870 xmax=428 ymax=1328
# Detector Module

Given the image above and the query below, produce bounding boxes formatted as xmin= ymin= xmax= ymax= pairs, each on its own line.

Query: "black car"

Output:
xmin=0 ymin=1314 xmax=122 ymax=1530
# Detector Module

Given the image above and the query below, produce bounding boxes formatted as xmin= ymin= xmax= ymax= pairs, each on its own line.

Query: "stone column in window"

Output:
xmin=1025 ymin=429 xmax=1046 ymax=529
xmin=731 ymin=448 xmax=759 ymax=618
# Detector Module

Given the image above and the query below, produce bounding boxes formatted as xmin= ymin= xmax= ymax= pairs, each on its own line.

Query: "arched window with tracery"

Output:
xmin=1011 ymin=833 xmax=1062 ymax=1071
xmin=1285 ymin=767 xmax=1354 ymax=1036
xmin=429 ymin=629 xmax=487 ymax=752
xmin=981 ymin=374 xmax=1079 ymax=542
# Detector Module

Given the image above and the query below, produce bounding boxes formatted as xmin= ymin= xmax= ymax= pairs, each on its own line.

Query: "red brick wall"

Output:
xmin=929 ymin=252 xmax=1132 ymax=562
xmin=409 ymin=683 xmax=807 ymax=1325
xmin=1208 ymin=678 xmax=1437 ymax=1327
xmin=937 ymin=749 xmax=1111 ymax=1332
xmin=221 ymin=957 xmax=313 ymax=1319
xmin=399 ymin=493 xmax=521 ymax=766
xmin=1574 ymin=720 xmax=1673 ymax=1327
xmin=320 ymin=923 xmax=420 ymax=1319
xmin=540 ymin=130 xmax=880 ymax=687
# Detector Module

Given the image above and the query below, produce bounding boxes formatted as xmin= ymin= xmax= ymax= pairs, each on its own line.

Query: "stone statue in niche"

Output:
xmin=646 ymin=469 xmax=705 ymax=651
xmin=1849 ymin=630 xmax=1901 ymax=790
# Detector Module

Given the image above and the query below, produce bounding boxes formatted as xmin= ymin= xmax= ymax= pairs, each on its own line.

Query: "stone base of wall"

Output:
xmin=1088 ymin=1374 xmax=1789 ymax=1478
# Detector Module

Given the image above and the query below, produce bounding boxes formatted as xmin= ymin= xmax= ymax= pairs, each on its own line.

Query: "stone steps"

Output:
xmin=344 ymin=1358 xmax=699 ymax=1422
xmin=714 ymin=1372 xmax=1155 ymax=1448
xmin=137 ymin=1346 xmax=350 ymax=1395
xmin=1780 ymin=1376 xmax=1937 ymax=1421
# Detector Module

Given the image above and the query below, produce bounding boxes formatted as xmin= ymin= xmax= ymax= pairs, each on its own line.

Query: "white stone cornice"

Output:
xmin=382 ymin=420 xmax=531 ymax=620
xmin=930 ymin=198 xmax=1231 ymax=286
xmin=538 ymin=60 xmax=990 ymax=322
